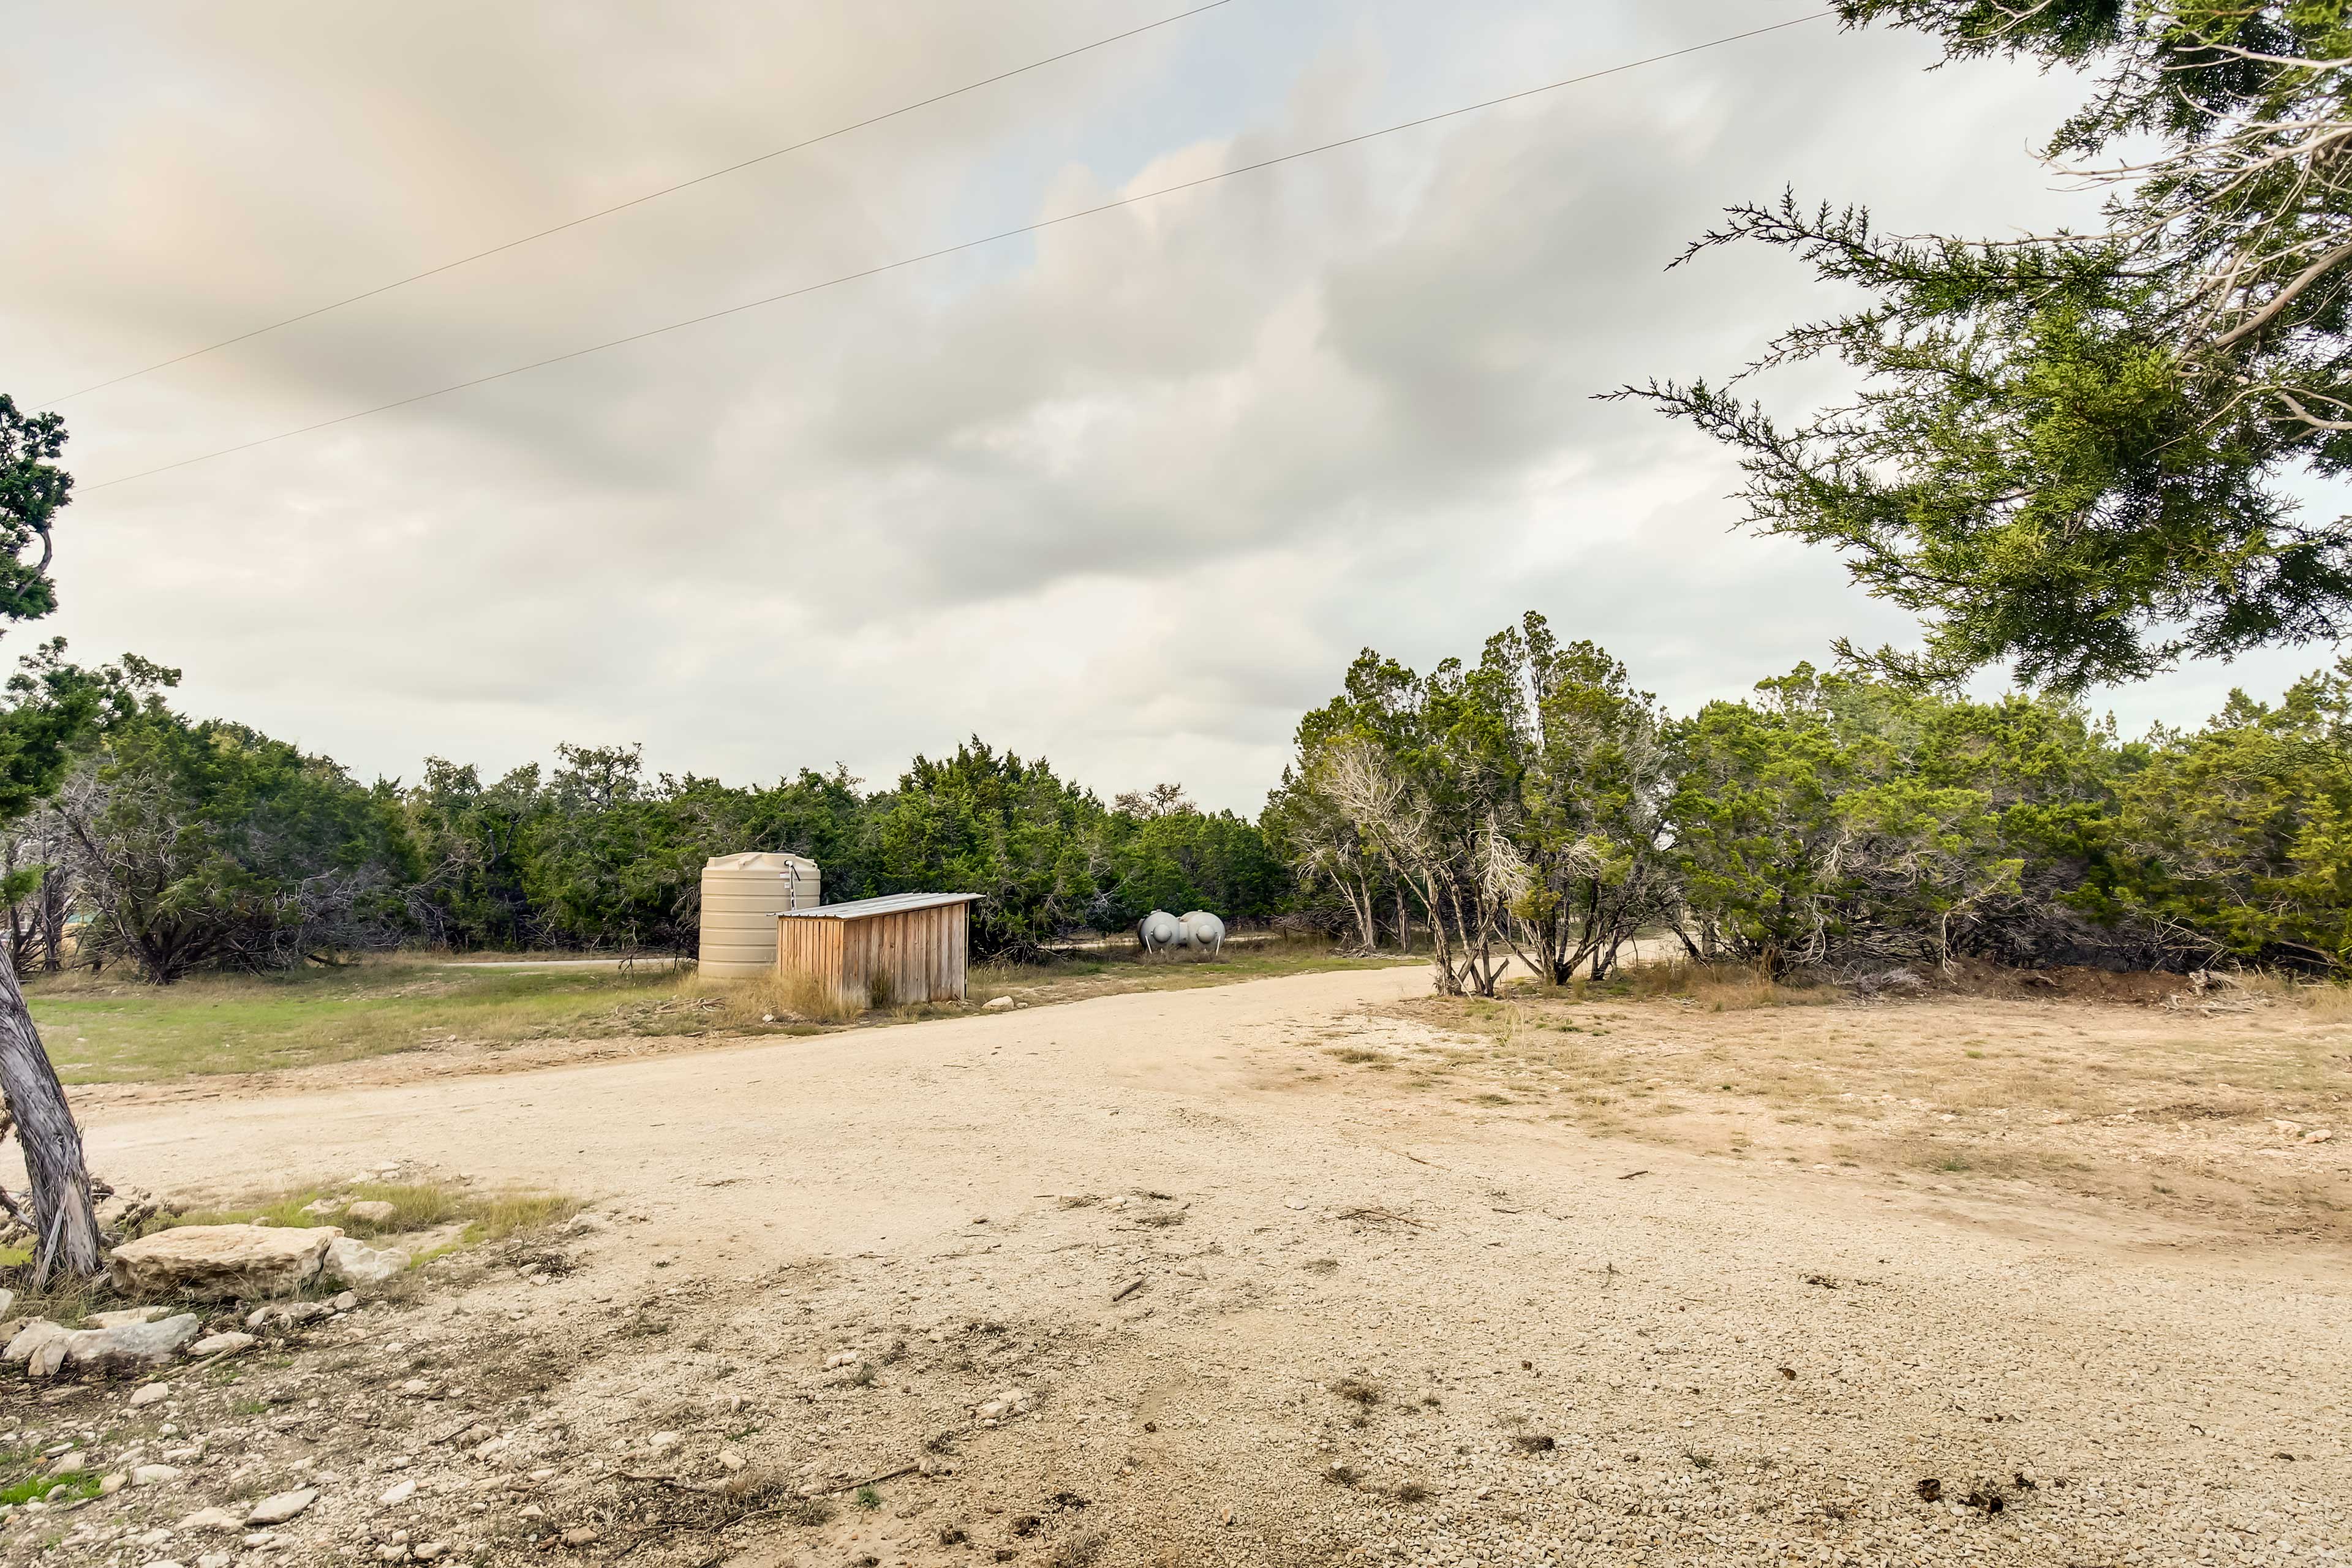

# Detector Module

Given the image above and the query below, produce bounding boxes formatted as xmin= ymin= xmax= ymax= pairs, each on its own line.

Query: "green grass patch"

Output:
xmin=146 ymin=1180 xmax=579 ymax=1253
xmin=28 ymin=941 xmax=1412 ymax=1085
xmin=0 ymin=1470 xmax=102 ymax=1507
xmin=27 ymin=959 xmax=704 ymax=1084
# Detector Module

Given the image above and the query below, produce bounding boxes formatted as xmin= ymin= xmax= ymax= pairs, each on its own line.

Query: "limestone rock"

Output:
xmin=3 ymin=1318 xmax=70 ymax=1364
xmin=10 ymin=1314 xmax=198 ymax=1374
xmin=983 ymin=995 xmax=1016 ymax=1011
xmin=247 ymin=1300 xmax=334 ymax=1330
xmin=345 ymin=1200 xmax=398 ymax=1225
xmin=88 ymin=1306 xmax=172 ymax=1329
xmin=190 ymin=1332 xmax=256 ymax=1357
xmin=130 ymin=1382 xmax=172 ymax=1406
xmin=108 ymin=1225 xmax=342 ymax=1301
xmin=132 ymin=1464 xmax=186 ymax=1486
xmin=178 ymin=1507 xmax=242 ymax=1531
xmin=323 ymin=1236 xmax=410 ymax=1288
xmin=246 ymin=1487 xmax=318 ymax=1526
xmin=380 ymin=1479 xmax=417 ymax=1506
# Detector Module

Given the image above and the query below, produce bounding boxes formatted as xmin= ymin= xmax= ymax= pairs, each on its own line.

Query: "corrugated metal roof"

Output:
xmin=777 ymin=892 xmax=983 ymax=920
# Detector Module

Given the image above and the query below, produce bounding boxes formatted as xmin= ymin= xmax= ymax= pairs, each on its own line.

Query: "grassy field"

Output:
xmin=28 ymin=941 xmax=1412 ymax=1085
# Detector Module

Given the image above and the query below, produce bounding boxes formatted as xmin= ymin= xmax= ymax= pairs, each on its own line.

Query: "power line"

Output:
xmin=83 ymin=10 xmax=1831 ymax=494
xmin=37 ymin=1 xmax=1237 ymax=407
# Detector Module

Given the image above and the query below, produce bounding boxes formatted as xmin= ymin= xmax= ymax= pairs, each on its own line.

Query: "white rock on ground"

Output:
xmin=87 ymin=1306 xmax=172 ymax=1328
xmin=345 ymin=1199 xmax=398 ymax=1224
xmin=247 ymin=1300 xmax=334 ymax=1329
xmin=3 ymin=1318 xmax=70 ymax=1363
xmin=244 ymin=1487 xmax=318 ymax=1526
xmin=132 ymin=1464 xmax=184 ymax=1486
xmin=177 ymin=1507 xmax=241 ymax=1531
xmin=0 ymin=1287 xmax=11 ymax=1318
xmin=28 ymin=1314 xmax=203 ymax=1373
xmin=108 ymin=1225 xmax=343 ymax=1300
xmin=189 ymin=1332 xmax=255 ymax=1357
xmin=983 ymin=995 xmax=1016 ymax=1010
xmin=379 ymin=1479 xmax=417 ymax=1506
xmin=323 ymin=1236 xmax=410 ymax=1287
xmin=130 ymin=1381 xmax=171 ymax=1406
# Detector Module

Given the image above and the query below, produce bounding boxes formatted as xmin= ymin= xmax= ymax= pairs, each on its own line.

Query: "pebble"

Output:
xmin=246 ymin=1486 xmax=319 ymax=1525
xmin=190 ymin=1332 xmax=255 ymax=1357
xmin=132 ymin=1464 xmax=184 ymax=1486
xmin=130 ymin=1382 xmax=171 ymax=1406
xmin=380 ymin=1480 xmax=417 ymax=1506
xmin=647 ymin=1431 xmax=680 ymax=1452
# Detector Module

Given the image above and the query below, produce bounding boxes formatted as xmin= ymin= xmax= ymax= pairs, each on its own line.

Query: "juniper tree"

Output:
xmin=1629 ymin=1 xmax=2352 ymax=688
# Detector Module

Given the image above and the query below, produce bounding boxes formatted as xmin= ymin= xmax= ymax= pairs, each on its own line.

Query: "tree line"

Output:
xmin=1275 ymin=611 xmax=2352 ymax=995
xmin=4 ymin=696 xmax=1292 ymax=981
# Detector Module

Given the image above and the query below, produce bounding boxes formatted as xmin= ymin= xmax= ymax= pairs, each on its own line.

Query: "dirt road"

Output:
xmin=62 ymin=967 xmax=2352 ymax=1565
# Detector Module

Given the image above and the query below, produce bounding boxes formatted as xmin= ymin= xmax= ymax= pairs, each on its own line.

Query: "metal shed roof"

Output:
xmin=777 ymin=892 xmax=983 ymax=920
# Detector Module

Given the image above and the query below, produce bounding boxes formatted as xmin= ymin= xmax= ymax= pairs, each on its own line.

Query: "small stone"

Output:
xmin=323 ymin=1237 xmax=410 ymax=1289
xmin=824 ymin=1351 xmax=861 ymax=1369
xmin=246 ymin=1486 xmax=319 ymax=1525
xmin=130 ymin=1382 xmax=172 ymax=1406
xmin=717 ymin=1452 xmax=745 ymax=1472
xmin=412 ymin=1545 xmax=447 ymax=1562
xmin=1284 ymin=1196 xmax=1308 ymax=1210
xmin=178 ymin=1507 xmax=242 ymax=1532
xmin=332 ymin=1292 xmax=358 ymax=1312
xmin=132 ymin=1464 xmax=185 ymax=1486
xmin=345 ymin=1200 xmax=398 ymax=1224
xmin=400 ymin=1379 xmax=433 ymax=1396
xmin=190 ymin=1332 xmax=256 ymax=1357
xmin=2306 ymin=1128 xmax=2335 ymax=1144
xmin=564 ymin=1213 xmax=609 ymax=1235
xmin=199 ymin=1555 xmax=235 ymax=1568
xmin=561 ymin=1528 xmax=600 ymax=1547
xmin=101 ymin=1472 xmax=127 ymax=1494
xmin=47 ymin=1450 xmax=86 ymax=1475
xmin=647 ymin=1431 xmax=680 ymax=1452
xmin=380 ymin=1479 xmax=417 ymax=1506
xmin=983 ymin=995 xmax=1016 ymax=1010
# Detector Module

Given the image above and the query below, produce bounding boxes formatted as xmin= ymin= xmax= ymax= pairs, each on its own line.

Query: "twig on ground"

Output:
xmin=1111 ymin=1275 xmax=1146 ymax=1302
xmin=817 ymin=1464 xmax=918 ymax=1495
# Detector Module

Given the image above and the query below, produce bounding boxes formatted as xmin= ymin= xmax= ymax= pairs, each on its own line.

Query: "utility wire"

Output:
xmin=83 ymin=10 xmax=1831 ymax=494
xmin=38 ymin=0 xmax=1236 ymax=407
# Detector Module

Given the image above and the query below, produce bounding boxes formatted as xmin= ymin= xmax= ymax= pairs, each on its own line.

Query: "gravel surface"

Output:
xmin=28 ymin=965 xmax=2349 ymax=1566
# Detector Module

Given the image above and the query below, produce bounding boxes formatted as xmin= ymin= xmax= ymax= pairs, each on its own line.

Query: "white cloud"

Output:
xmin=9 ymin=1 xmax=2270 ymax=813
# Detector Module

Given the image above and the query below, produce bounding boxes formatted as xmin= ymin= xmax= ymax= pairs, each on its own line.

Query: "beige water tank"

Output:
xmin=697 ymin=852 xmax=820 ymax=977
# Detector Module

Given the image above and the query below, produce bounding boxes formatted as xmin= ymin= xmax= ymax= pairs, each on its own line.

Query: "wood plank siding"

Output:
xmin=774 ymin=894 xmax=974 ymax=1011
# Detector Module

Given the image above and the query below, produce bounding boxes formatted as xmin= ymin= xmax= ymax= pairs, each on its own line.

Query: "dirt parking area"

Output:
xmin=8 ymin=965 xmax=2350 ymax=1567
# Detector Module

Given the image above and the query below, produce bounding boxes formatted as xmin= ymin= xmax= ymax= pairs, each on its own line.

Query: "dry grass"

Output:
xmin=35 ymin=941 xmax=1415 ymax=1087
xmin=1347 ymin=970 xmax=2352 ymax=1239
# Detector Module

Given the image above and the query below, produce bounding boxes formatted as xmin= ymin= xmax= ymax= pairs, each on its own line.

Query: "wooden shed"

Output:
xmin=775 ymin=892 xmax=981 ymax=1009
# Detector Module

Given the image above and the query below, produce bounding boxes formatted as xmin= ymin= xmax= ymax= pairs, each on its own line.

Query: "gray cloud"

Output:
xmin=10 ymin=1 xmax=2255 ymax=812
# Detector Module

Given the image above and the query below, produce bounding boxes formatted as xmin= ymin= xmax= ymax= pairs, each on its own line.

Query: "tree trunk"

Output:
xmin=0 ymin=960 xmax=102 ymax=1284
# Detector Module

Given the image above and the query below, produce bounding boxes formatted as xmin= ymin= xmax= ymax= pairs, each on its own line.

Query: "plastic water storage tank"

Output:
xmin=697 ymin=852 xmax=820 ymax=977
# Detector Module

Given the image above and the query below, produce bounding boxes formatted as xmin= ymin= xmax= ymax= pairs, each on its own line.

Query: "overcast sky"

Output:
xmin=4 ymin=1 xmax=2333 ymax=811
